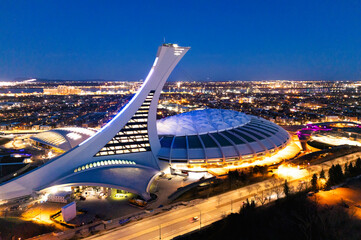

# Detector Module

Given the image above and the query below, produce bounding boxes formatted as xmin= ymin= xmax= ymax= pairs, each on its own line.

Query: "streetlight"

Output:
xmin=199 ymin=210 xmax=202 ymax=230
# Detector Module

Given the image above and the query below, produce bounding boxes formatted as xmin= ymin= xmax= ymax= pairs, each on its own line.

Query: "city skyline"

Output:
xmin=0 ymin=43 xmax=360 ymax=239
xmin=1 ymin=0 xmax=361 ymax=81
xmin=2 ymin=1 xmax=361 ymax=239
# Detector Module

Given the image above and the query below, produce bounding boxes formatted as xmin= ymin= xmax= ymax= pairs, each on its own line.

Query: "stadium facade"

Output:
xmin=157 ymin=109 xmax=291 ymax=170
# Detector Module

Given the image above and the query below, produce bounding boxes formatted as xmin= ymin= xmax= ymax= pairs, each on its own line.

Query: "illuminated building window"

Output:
xmin=95 ymin=91 xmax=155 ymax=157
xmin=243 ymin=154 xmax=253 ymax=159
xmin=73 ymin=159 xmax=136 ymax=172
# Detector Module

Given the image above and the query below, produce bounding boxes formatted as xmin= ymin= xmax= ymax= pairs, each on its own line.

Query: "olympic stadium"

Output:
xmin=0 ymin=43 xmax=295 ymax=202
xmin=30 ymin=109 xmax=291 ymax=171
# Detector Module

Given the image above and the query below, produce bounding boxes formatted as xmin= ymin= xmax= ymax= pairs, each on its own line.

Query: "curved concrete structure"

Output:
xmin=0 ymin=43 xmax=190 ymax=201
xmin=43 ymin=165 xmax=159 ymax=200
xmin=30 ymin=128 xmax=97 ymax=151
xmin=158 ymin=110 xmax=291 ymax=165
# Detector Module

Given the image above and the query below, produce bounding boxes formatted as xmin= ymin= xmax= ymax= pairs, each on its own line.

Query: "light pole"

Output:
xmin=159 ymin=224 xmax=161 ymax=240
xmin=199 ymin=210 xmax=202 ymax=230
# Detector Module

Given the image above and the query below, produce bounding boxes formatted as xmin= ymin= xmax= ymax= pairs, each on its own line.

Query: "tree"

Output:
xmin=344 ymin=163 xmax=349 ymax=177
xmin=348 ymin=162 xmax=355 ymax=177
xmin=259 ymin=165 xmax=269 ymax=178
xmin=255 ymin=190 xmax=268 ymax=205
xmin=228 ymin=170 xmax=239 ymax=189
xmin=334 ymin=164 xmax=344 ymax=183
xmin=239 ymin=171 xmax=246 ymax=182
xmin=327 ymin=165 xmax=336 ymax=187
xmin=311 ymin=174 xmax=318 ymax=191
xmin=283 ymin=180 xmax=290 ymax=197
xmin=297 ymin=181 xmax=306 ymax=192
xmin=319 ymin=169 xmax=326 ymax=179
xmin=270 ymin=178 xmax=283 ymax=199
xmin=356 ymin=158 xmax=361 ymax=174
xmin=327 ymin=164 xmax=344 ymax=188
xmin=252 ymin=165 xmax=260 ymax=175
xmin=239 ymin=198 xmax=255 ymax=215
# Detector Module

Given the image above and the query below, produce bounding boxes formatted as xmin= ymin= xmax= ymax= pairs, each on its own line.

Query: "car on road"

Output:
xmin=189 ymin=216 xmax=199 ymax=223
xmin=307 ymin=192 xmax=314 ymax=196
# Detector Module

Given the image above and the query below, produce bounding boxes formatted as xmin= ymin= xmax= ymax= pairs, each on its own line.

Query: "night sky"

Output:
xmin=1 ymin=0 xmax=361 ymax=81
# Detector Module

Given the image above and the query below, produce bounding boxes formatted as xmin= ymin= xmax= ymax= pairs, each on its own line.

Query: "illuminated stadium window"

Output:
xmin=189 ymin=159 xmax=205 ymax=163
xmin=73 ymin=159 xmax=136 ymax=173
xmin=95 ymin=91 xmax=155 ymax=157
xmin=207 ymin=158 xmax=222 ymax=163
xmin=242 ymin=154 xmax=253 ymax=159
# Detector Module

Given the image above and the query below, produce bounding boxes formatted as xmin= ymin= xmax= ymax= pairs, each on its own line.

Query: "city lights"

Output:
xmin=275 ymin=164 xmax=308 ymax=180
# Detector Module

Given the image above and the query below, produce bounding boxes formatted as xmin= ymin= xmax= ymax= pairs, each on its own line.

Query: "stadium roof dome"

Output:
xmin=30 ymin=127 xmax=97 ymax=151
xmin=157 ymin=109 xmax=291 ymax=163
xmin=157 ymin=109 xmax=250 ymax=136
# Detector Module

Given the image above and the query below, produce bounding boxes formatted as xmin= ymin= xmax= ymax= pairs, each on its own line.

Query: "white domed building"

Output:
xmin=31 ymin=109 xmax=291 ymax=170
xmin=157 ymin=109 xmax=291 ymax=170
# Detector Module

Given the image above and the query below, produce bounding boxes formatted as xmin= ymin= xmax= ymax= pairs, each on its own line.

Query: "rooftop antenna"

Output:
xmin=163 ymin=36 xmax=166 ymax=43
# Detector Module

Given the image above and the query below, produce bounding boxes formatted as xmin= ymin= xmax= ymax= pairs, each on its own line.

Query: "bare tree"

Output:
xmin=255 ymin=190 xmax=268 ymax=205
xmin=270 ymin=178 xmax=283 ymax=199
xmin=297 ymin=181 xmax=306 ymax=192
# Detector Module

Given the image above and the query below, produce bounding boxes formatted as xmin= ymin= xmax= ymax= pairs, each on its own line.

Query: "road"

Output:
xmin=86 ymin=174 xmax=314 ymax=240
xmin=82 ymin=152 xmax=361 ymax=240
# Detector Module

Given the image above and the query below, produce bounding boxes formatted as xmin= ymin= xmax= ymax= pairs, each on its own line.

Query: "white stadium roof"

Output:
xmin=30 ymin=127 xmax=97 ymax=151
xmin=157 ymin=109 xmax=250 ymax=136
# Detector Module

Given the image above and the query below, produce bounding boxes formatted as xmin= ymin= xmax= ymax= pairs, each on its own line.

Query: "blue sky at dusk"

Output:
xmin=0 ymin=0 xmax=361 ymax=81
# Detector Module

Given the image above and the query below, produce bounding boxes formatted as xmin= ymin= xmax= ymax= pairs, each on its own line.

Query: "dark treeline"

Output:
xmin=326 ymin=158 xmax=361 ymax=188
xmin=176 ymin=193 xmax=361 ymax=240
xmin=177 ymin=158 xmax=361 ymax=240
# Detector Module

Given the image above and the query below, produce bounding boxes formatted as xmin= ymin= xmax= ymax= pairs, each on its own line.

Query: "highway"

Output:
xmin=84 ymin=177 xmax=315 ymax=240
xmin=77 ymin=152 xmax=359 ymax=240
xmin=86 ymin=189 xmax=251 ymax=240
